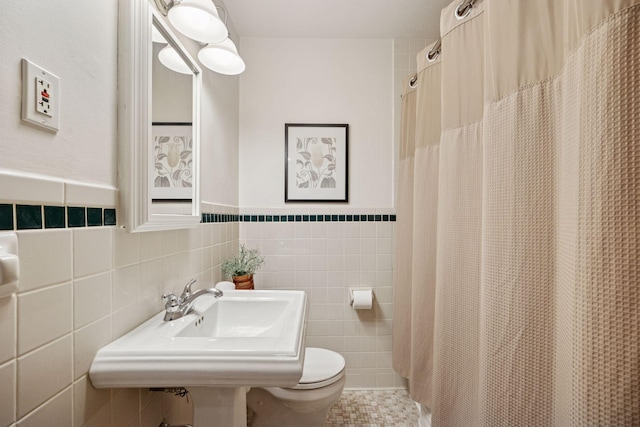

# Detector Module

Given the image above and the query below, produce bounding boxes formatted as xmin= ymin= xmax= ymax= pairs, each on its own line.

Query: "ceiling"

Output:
xmin=223 ymin=0 xmax=453 ymax=40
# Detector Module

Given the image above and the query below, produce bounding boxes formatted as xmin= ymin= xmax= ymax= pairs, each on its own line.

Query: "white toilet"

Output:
xmin=246 ymin=347 xmax=346 ymax=427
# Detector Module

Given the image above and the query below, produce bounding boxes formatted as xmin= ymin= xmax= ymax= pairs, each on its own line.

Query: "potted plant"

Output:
xmin=221 ymin=244 xmax=265 ymax=290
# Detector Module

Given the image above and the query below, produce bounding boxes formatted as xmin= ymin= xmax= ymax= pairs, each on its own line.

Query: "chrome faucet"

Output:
xmin=162 ymin=279 xmax=223 ymax=321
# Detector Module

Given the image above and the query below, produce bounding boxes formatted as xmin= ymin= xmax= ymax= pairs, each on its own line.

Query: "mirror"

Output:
xmin=118 ymin=0 xmax=201 ymax=232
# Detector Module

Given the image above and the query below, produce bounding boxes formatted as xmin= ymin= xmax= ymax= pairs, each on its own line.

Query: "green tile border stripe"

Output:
xmin=0 ymin=203 xmax=116 ymax=230
xmin=201 ymin=213 xmax=396 ymax=223
xmin=3 ymin=205 xmax=395 ymax=229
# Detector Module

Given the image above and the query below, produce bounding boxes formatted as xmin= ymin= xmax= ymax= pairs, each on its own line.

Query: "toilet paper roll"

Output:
xmin=350 ymin=289 xmax=373 ymax=310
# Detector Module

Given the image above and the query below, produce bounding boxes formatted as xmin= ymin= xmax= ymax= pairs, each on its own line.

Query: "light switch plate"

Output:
xmin=21 ymin=58 xmax=60 ymax=132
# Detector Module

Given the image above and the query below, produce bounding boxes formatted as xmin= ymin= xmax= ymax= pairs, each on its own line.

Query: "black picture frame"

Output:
xmin=285 ymin=123 xmax=349 ymax=203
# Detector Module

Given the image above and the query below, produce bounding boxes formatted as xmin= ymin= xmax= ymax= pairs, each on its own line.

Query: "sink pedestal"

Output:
xmin=189 ymin=387 xmax=247 ymax=427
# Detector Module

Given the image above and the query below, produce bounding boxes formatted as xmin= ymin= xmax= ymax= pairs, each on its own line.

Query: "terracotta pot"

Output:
xmin=232 ymin=274 xmax=254 ymax=290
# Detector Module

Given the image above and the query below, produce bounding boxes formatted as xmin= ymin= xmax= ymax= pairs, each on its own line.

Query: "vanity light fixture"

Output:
xmin=151 ymin=24 xmax=167 ymax=44
xmin=158 ymin=45 xmax=193 ymax=74
xmin=153 ymin=0 xmax=245 ymax=75
xmin=198 ymin=38 xmax=246 ymax=75
xmin=157 ymin=0 xmax=228 ymax=43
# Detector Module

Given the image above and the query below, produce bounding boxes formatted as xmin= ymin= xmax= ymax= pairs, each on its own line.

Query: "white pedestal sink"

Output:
xmin=90 ymin=290 xmax=307 ymax=426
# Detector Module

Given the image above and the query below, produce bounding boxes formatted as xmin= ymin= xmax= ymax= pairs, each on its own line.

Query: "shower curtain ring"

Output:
xmin=455 ymin=0 xmax=474 ymax=20
xmin=426 ymin=38 xmax=441 ymax=62
xmin=427 ymin=47 xmax=440 ymax=62
xmin=409 ymin=74 xmax=418 ymax=88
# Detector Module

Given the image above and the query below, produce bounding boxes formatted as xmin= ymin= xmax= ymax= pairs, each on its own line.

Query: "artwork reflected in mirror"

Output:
xmin=151 ymin=123 xmax=192 ymax=201
xmin=151 ymin=21 xmax=194 ymax=204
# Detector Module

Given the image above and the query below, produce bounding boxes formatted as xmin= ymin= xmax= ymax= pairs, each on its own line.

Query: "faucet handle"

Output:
xmin=162 ymin=293 xmax=179 ymax=312
xmin=180 ymin=278 xmax=197 ymax=300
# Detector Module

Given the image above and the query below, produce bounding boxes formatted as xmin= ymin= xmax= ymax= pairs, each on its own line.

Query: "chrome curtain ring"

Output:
xmin=455 ymin=0 xmax=474 ymax=20
xmin=426 ymin=48 xmax=440 ymax=62
xmin=426 ymin=38 xmax=442 ymax=62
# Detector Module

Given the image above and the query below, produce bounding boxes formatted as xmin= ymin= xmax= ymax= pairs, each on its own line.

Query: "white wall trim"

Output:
xmin=0 ymin=169 xmax=117 ymax=207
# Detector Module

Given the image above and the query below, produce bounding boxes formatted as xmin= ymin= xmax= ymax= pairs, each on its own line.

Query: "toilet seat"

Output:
xmin=288 ymin=348 xmax=345 ymax=390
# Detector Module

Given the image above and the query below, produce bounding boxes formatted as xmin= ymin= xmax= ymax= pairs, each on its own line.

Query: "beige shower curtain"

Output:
xmin=394 ymin=0 xmax=640 ymax=425
xmin=393 ymin=42 xmax=442 ymax=408
xmin=393 ymin=75 xmax=416 ymax=381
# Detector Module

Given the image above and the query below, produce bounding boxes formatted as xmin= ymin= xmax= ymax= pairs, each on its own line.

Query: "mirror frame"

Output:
xmin=118 ymin=0 xmax=202 ymax=232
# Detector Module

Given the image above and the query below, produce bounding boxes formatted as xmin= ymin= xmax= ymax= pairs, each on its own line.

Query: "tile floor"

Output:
xmin=324 ymin=389 xmax=419 ymax=426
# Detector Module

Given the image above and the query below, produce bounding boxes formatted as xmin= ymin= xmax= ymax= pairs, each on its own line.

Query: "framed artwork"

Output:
xmin=151 ymin=123 xmax=193 ymax=201
xmin=285 ymin=123 xmax=349 ymax=202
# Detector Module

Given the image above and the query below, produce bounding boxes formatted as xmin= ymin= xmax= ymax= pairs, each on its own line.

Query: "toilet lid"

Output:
xmin=296 ymin=348 xmax=345 ymax=388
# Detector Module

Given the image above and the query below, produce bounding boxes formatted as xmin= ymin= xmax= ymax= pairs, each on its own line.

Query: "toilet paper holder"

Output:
xmin=348 ymin=287 xmax=373 ymax=310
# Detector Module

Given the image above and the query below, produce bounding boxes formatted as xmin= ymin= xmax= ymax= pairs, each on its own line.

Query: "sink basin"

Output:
xmin=89 ymin=290 xmax=308 ymax=389
xmin=177 ymin=297 xmax=291 ymax=339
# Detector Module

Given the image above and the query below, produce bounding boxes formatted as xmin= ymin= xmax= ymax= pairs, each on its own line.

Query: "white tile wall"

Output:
xmin=73 ymin=228 xmax=112 ymax=279
xmin=16 ymin=387 xmax=73 ymax=427
xmin=74 ymin=317 xmax=112 ymax=380
xmin=18 ymin=230 xmax=72 ymax=292
xmin=17 ymin=283 xmax=72 ymax=355
xmin=112 ymin=228 xmax=140 ymax=268
xmin=74 ymin=273 xmax=112 ymax=329
xmin=0 ymin=295 xmax=16 ymax=364
xmin=240 ymin=209 xmax=404 ymax=389
xmin=0 ymin=360 xmax=15 ymax=426
xmin=17 ymin=335 xmax=72 ymax=418
xmin=3 ymin=186 xmax=402 ymax=423
xmin=0 ymin=202 xmax=239 ymax=426
xmin=72 ymin=376 xmax=111 ymax=426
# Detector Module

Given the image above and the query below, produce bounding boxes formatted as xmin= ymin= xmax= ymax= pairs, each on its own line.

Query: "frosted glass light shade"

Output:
xmin=158 ymin=45 xmax=193 ymax=75
xmin=151 ymin=25 xmax=166 ymax=43
xmin=198 ymin=39 xmax=246 ymax=75
xmin=167 ymin=0 xmax=228 ymax=43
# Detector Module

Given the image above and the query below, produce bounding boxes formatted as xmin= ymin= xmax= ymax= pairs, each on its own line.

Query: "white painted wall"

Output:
xmin=0 ymin=0 xmax=239 ymax=207
xmin=238 ymin=38 xmax=394 ymax=208
xmin=0 ymin=0 xmax=118 ymax=185
xmin=200 ymin=66 xmax=240 ymax=206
